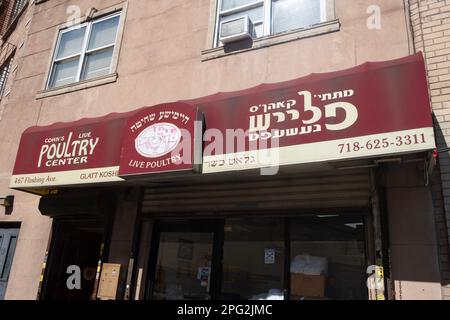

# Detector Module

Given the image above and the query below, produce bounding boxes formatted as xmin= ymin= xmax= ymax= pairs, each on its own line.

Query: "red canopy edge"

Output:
xmin=11 ymin=52 xmax=434 ymax=189
xmin=23 ymin=53 xmax=425 ymax=135
xmin=180 ymin=53 xmax=425 ymax=106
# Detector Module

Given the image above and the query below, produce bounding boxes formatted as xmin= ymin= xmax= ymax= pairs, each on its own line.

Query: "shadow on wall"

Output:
xmin=430 ymin=114 xmax=450 ymax=287
xmin=373 ymin=114 xmax=450 ymax=299
xmin=224 ymin=38 xmax=253 ymax=53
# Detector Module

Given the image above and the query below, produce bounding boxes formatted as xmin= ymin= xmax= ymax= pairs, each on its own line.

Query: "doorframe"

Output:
xmin=0 ymin=223 xmax=21 ymax=300
xmin=145 ymin=219 xmax=225 ymax=300
xmin=40 ymin=218 xmax=112 ymax=300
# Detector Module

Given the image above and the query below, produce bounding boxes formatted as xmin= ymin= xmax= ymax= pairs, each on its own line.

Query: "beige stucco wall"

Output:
xmin=0 ymin=2 xmax=52 ymax=300
xmin=0 ymin=0 xmax=428 ymax=299
xmin=408 ymin=0 xmax=450 ymax=299
xmin=21 ymin=0 xmax=412 ymax=125
xmin=384 ymin=164 xmax=442 ymax=300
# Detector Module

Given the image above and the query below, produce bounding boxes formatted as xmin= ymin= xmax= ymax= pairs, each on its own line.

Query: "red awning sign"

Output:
xmin=10 ymin=113 xmax=130 ymax=188
xmin=192 ymin=53 xmax=435 ymax=173
xmin=10 ymin=54 xmax=435 ymax=190
xmin=119 ymin=102 xmax=202 ymax=177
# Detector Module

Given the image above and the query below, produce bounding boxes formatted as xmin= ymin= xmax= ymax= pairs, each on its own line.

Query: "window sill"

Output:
xmin=36 ymin=73 xmax=118 ymax=99
xmin=201 ymin=19 xmax=340 ymax=61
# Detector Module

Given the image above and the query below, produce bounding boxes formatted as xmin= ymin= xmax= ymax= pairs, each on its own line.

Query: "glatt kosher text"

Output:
xmin=38 ymin=131 xmax=99 ymax=168
xmin=79 ymin=169 xmax=118 ymax=180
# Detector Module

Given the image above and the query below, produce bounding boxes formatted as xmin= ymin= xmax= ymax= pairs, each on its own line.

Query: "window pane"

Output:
xmin=253 ymin=22 xmax=264 ymax=37
xmin=56 ymin=27 xmax=86 ymax=59
xmin=82 ymin=48 xmax=113 ymax=80
xmin=290 ymin=215 xmax=367 ymax=300
xmin=1 ymin=236 xmax=17 ymax=279
xmin=153 ymin=232 xmax=214 ymax=300
xmin=50 ymin=58 xmax=80 ymax=88
xmin=272 ymin=0 xmax=322 ymax=34
xmin=221 ymin=218 xmax=285 ymax=300
xmin=221 ymin=0 xmax=260 ymax=11
xmin=88 ymin=15 xmax=120 ymax=50
xmin=222 ymin=6 xmax=263 ymax=23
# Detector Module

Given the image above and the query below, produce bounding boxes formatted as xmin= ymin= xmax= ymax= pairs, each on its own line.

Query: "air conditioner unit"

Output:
xmin=219 ymin=15 xmax=254 ymax=44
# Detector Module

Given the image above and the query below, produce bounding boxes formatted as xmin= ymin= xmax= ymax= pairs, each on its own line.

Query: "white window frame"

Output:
xmin=0 ymin=56 xmax=13 ymax=99
xmin=214 ymin=0 xmax=327 ymax=47
xmin=47 ymin=11 xmax=121 ymax=89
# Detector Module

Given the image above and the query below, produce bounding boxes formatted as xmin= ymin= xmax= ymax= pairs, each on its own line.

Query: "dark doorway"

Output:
xmin=0 ymin=226 xmax=20 ymax=300
xmin=41 ymin=220 xmax=105 ymax=300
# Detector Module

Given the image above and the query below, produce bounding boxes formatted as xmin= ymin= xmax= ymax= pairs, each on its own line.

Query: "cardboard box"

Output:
xmin=291 ymin=273 xmax=325 ymax=298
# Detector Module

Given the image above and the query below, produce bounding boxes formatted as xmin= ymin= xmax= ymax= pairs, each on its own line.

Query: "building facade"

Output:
xmin=0 ymin=0 xmax=51 ymax=300
xmin=408 ymin=0 xmax=450 ymax=300
xmin=0 ymin=0 xmax=449 ymax=300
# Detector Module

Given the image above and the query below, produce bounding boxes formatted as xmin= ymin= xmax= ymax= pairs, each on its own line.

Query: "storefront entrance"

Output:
xmin=146 ymin=214 xmax=368 ymax=300
xmin=147 ymin=220 xmax=223 ymax=300
xmin=41 ymin=219 xmax=106 ymax=300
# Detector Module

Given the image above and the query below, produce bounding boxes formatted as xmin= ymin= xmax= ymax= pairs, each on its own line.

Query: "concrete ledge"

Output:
xmin=201 ymin=19 xmax=340 ymax=61
xmin=36 ymin=73 xmax=118 ymax=99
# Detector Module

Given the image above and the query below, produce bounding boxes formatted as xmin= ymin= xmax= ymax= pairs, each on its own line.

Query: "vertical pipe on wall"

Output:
xmin=36 ymin=221 xmax=53 ymax=300
xmin=123 ymin=187 xmax=144 ymax=300
xmin=403 ymin=0 xmax=415 ymax=55
xmin=90 ymin=242 xmax=105 ymax=300
xmin=370 ymin=169 xmax=386 ymax=300
xmin=283 ymin=217 xmax=290 ymax=300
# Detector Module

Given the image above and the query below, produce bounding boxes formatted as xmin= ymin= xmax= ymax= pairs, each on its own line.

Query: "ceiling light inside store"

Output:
xmin=345 ymin=223 xmax=364 ymax=229
xmin=316 ymin=215 xmax=340 ymax=218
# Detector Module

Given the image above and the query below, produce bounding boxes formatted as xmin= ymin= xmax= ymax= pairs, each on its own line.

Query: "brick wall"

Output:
xmin=409 ymin=0 xmax=450 ymax=299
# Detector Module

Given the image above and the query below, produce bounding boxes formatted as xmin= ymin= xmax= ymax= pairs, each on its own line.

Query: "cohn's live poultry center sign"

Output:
xmin=10 ymin=53 xmax=435 ymax=190
xmin=10 ymin=103 xmax=199 ymax=189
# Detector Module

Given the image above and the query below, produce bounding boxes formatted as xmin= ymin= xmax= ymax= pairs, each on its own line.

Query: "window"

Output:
xmin=221 ymin=218 xmax=285 ymax=300
xmin=220 ymin=215 xmax=367 ymax=300
xmin=0 ymin=56 xmax=13 ymax=99
xmin=48 ymin=12 xmax=121 ymax=89
xmin=148 ymin=214 xmax=369 ymax=300
xmin=0 ymin=0 xmax=28 ymax=36
xmin=290 ymin=215 xmax=367 ymax=299
xmin=215 ymin=0 xmax=326 ymax=46
xmin=10 ymin=0 xmax=27 ymax=23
